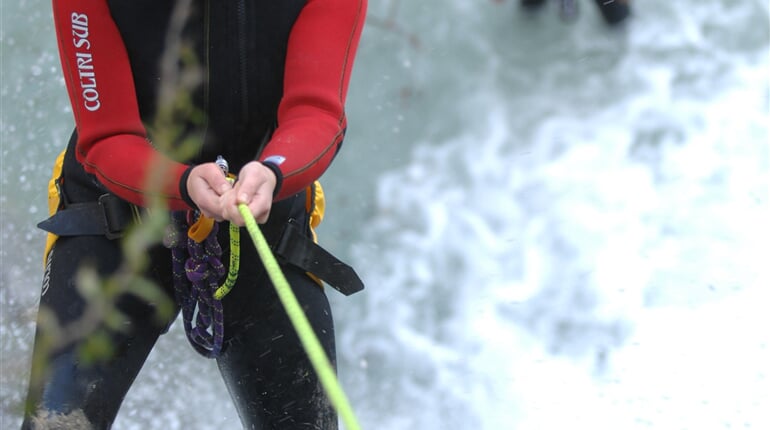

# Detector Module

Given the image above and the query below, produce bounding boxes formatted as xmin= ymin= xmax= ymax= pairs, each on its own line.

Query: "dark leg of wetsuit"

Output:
xmin=217 ymin=262 xmax=337 ymax=429
xmin=22 ymin=236 xmax=177 ymax=430
xmin=214 ymin=192 xmax=338 ymax=429
xmin=23 ymin=223 xmax=337 ymax=430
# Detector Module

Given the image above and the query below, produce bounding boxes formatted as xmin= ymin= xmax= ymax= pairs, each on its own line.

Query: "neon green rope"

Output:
xmin=214 ymin=172 xmax=240 ymax=300
xmin=237 ymin=204 xmax=362 ymax=430
xmin=213 ymin=222 xmax=240 ymax=300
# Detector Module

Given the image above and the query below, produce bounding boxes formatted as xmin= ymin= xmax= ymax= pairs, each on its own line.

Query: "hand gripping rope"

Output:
xmin=165 ymin=156 xmax=361 ymax=428
xmin=165 ymin=156 xmax=240 ymax=358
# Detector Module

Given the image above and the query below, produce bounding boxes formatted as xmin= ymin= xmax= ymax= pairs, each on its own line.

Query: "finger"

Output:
xmin=188 ymin=176 xmax=222 ymax=213
xmin=201 ymin=164 xmax=232 ymax=195
xmin=248 ymin=193 xmax=272 ymax=224
xmin=200 ymin=207 xmax=225 ymax=222
xmin=232 ymin=178 xmax=272 ymax=222
xmin=235 ymin=162 xmax=276 ymax=203
xmin=233 ymin=175 xmax=261 ymax=206
xmin=214 ymin=189 xmax=242 ymax=226
xmin=187 ymin=163 xmax=235 ymax=220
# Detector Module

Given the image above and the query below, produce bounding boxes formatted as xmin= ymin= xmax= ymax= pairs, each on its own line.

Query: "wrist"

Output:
xmin=179 ymin=165 xmax=197 ymax=210
xmin=260 ymin=160 xmax=283 ymax=198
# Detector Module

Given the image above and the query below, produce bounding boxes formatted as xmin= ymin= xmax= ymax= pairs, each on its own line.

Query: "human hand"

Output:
xmin=186 ymin=162 xmax=234 ymax=221
xmin=220 ymin=161 xmax=276 ymax=226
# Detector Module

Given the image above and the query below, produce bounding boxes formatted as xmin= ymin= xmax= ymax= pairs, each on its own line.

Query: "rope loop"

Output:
xmin=167 ymin=211 xmax=234 ymax=358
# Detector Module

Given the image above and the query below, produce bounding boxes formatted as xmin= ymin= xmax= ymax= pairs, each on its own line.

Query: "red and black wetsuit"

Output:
xmin=54 ymin=0 xmax=363 ymax=207
xmin=23 ymin=1 xmax=366 ymax=429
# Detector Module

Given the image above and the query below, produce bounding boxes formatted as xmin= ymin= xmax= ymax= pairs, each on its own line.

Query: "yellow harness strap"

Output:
xmin=42 ymin=150 xmax=67 ymax=267
xmin=307 ymin=180 xmax=325 ymax=241
xmin=305 ymin=181 xmax=325 ymax=286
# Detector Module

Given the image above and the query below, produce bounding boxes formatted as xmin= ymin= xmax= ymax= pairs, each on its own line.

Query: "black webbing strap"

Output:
xmin=37 ymin=188 xmax=365 ymax=295
xmin=37 ymin=193 xmax=137 ymax=240
xmin=273 ymin=220 xmax=365 ymax=296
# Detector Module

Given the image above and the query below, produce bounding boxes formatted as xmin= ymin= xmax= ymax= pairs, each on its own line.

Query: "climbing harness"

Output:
xmin=37 ymin=153 xmax=364 ymax=359
xmin=41 ymin=150 xmax=66 ymax=266
xmin=38 ymin=149 xmax=143 ymax=265
xmin=38 ymin=193 xmax=142 ymax=239
xmin=35 ymin=152 xmax=364 ymax=425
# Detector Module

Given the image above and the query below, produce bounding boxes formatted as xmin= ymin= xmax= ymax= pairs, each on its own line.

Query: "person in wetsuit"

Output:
xmin=22 ymin=0 xmax=367 ymax=429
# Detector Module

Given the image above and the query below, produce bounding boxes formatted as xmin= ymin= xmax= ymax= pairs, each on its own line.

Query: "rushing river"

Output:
xmin=2 ymin=0 xmax=768 ymax=428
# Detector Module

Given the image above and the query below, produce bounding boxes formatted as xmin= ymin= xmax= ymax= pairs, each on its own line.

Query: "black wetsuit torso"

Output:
xmin=108 ymin=0 xmax=306 ymax=169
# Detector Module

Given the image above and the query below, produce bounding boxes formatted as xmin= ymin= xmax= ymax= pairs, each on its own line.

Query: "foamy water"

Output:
xmin=2 ymin=0 xmax=768 ymax=429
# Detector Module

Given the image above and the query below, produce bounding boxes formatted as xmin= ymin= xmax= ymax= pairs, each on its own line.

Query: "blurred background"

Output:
xmin=2 ymin=0 xmax=769 ymax=428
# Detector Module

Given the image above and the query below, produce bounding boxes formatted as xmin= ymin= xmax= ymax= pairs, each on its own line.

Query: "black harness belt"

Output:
xmin=37 ymin=195 xmax=364 ymax=296
xmin=37 ymin=193 xmax=139 ymax=240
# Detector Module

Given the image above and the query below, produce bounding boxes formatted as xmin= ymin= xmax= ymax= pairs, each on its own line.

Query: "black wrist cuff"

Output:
xmin=179 ymin=165 xmax=197 ymax=210
xmin=260 ymin=161 xmax=283 ymax=198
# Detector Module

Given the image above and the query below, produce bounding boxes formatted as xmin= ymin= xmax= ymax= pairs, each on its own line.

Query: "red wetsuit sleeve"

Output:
xmin=52 ymin=0 xmax=190 ymax=210
xmin=258 ymin=0 xmax=367 ymax=200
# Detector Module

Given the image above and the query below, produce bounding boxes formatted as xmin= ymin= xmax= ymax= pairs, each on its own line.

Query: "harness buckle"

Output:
xmin=99 ymin=194 xmax=128 ymax=240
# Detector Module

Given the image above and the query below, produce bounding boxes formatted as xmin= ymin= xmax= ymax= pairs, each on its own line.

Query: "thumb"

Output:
xmin=214 ymin=176 xmax=232 ymax=195
xmin=199 ymin=164 xmax=232 ymax=195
